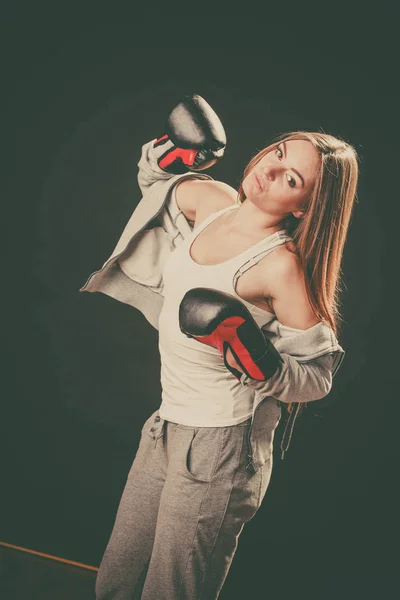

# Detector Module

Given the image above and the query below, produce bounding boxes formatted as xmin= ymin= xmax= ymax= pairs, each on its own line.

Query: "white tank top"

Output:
xmin=158 ymin=202 xmax=293 ymax=427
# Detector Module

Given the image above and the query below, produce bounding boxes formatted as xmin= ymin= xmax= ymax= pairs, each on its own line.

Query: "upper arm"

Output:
xmin=264 ymin=251 xmax=320 ymax=330
xmin=175 ymin=179 xmax=238 ymax=226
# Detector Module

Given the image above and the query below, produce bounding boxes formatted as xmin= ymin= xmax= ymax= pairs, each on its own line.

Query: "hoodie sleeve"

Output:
xmin=241 ymin=352 xmax=338 ymax=404
xmin=137 ymin=138 xmax=180 ymax=195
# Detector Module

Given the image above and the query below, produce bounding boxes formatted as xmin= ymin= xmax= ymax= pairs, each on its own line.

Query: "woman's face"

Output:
xmin=242 ymin=139 xmax=320 ymax=218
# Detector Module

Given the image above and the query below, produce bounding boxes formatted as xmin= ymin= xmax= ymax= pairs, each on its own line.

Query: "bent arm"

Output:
xmin=137 ymin=139 xmax=236 ymax=221
xmin=233 ymin=248 xmax=340 ymax=402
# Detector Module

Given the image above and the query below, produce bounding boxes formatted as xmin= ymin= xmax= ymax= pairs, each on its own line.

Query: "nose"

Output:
xmin=262 ymin=165 xmax=275 ymax=181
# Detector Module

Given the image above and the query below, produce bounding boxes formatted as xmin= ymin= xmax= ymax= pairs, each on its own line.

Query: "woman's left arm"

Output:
xmin=230 ymin=251 xmax=338 ymax=403
xmin=265 ymin=248 xmax=320 ymax=331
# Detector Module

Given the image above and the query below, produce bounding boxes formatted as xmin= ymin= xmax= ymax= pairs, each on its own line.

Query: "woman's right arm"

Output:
xmin=175 ymin=178 xmax=239 ymax=228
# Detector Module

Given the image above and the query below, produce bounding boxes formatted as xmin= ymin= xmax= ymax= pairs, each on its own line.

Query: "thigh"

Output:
xmin=96 ymin=410 xmax=167 ymax=600
xmin=142 ymin=420 xmax=266 ymax=600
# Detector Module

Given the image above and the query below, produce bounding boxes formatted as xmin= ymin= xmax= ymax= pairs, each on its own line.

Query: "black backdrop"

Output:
xmin=2 ymin=7 xmax=398 ymax=599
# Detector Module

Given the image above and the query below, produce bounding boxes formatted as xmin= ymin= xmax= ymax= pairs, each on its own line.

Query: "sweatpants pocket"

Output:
xmin=180 ymin=427 xmax=224 ymax=484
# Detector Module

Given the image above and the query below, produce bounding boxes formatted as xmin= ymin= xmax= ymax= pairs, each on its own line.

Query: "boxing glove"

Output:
xmin=154 ymin=94 xmax=227 ymax=174
xmin=179 ymin=287 xmax=283 ymax=381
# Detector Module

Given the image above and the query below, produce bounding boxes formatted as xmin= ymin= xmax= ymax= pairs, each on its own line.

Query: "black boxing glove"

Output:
xmin=154 ymin=94 xmax=226 ymax=174
xmin=179 ymin=288 xmax=283 ymax=381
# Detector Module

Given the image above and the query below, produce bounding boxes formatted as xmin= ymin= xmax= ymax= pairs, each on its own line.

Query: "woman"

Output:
xmin=81 ymin=94 xmax=358 ymax=599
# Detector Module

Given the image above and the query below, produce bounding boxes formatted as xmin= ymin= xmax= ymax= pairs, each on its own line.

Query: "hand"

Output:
xmin=154 ymin=94 xmax=226 ymax=174
xmin=179 ymin=287 xmax=283 ymax=381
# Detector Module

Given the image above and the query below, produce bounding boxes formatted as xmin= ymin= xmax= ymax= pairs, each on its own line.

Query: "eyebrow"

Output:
xmin=282 ymin=141 xmax=305 ymax=188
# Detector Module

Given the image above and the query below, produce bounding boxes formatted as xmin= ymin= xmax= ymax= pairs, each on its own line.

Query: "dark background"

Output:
xmin=2 ymin=5 xmax=398 ymax=599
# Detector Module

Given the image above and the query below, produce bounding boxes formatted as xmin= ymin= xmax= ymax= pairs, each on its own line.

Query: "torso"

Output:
xmin=190 ymin=204 xmax=296 ymax=316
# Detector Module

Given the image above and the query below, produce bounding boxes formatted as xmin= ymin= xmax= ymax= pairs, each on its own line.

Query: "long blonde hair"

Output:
xmin=237 ymin=131 xmax=360 ymax=413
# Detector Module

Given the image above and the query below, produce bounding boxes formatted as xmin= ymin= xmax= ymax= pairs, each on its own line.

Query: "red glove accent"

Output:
xmin=158 ymin=146 xmax=198 ymax=170
xmin=193 ymin=315 xmax=266 ymax=380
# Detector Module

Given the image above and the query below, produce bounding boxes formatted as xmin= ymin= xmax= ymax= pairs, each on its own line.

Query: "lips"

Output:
xmin=253 ymin=173 xmax=263 ymax=190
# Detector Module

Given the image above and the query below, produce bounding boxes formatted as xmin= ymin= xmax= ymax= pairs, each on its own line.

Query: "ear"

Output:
xmin=292 ymin=209 xmax=306 ymax=219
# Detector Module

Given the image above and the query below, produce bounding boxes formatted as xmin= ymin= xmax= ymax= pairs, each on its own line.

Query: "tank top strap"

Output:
xmin=232 ymin=231 xmax=292 ymax=288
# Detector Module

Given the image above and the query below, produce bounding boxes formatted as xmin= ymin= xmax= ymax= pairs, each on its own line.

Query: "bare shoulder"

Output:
xmin=260 ymin=243 xmax=301 ymax=280
xmin=259 ymin=244 xmax=320 ymax=329
xmin=194 ymin=180 xmax=238 ymax=227
xmin=175 ymin=178 xmax=238 ymax=225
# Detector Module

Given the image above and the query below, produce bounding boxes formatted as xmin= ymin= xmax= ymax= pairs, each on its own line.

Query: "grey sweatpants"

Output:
xmin=95 ymin=409 xmax=273 ymax=600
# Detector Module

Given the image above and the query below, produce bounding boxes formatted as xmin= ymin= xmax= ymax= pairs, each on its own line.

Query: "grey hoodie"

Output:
xmin=80 ymin=139 xmax=345 ymax=469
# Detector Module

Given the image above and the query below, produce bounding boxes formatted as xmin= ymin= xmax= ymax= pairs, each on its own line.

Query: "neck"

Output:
xmin=228 ymin=200 xmax=286 ymax=235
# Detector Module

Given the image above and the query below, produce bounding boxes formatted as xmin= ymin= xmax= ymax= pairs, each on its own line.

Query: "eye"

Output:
xmin=286 ymin=174 xmax=296 ymax=188
xmin=276 ymin=145 xmax=297 ymax=188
